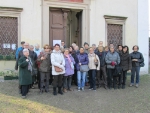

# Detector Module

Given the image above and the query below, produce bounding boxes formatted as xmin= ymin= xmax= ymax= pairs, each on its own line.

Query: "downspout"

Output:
xmin=41 ymin=0 xmax=43 ymax=47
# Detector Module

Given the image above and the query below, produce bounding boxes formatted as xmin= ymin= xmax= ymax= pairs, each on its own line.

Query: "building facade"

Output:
xmin=0 ymin=0 xmax=149 ymax=74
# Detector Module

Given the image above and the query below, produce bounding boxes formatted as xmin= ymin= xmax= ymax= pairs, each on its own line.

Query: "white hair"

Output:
xmin=35 ymin=44 xmax=39 ymax=47
xmin=23 ymin=49 xmax=29 ymax=52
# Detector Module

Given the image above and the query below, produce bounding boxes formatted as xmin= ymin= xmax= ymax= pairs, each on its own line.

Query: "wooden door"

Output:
xmin=50 ymin=9 xmax=64 ymax=46
xmin=107 ymin=24 xmax=123 ymax=49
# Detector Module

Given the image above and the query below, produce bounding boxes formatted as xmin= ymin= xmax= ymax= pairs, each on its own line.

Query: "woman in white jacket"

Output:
xmin=51 ymin=44 xmax=65 ymax=95
xmin=88 ymin=47 xmax=100 ymax=91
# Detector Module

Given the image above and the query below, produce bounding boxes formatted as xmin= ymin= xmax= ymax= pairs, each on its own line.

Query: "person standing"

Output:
xmin=120 ymin=46 xmax=132 ymax=89
xmin=88 ymin=47 xmax=100 ymax=91
xmin=105 ymin=46 xmax=120 ymax=89
xmin=29 ymin=45 xmax=37 ymax=89
xmin=130 ymin=45 xmax=144 ymax=88
xmin=63 ymin=48 xmax=75 ymax=92
xmin=15 ymin=41 xmax=25 ymax=59
xmin=69 ymin=46 xmax=78 ymax=86
xmin=18 ymin=49 xmax=32 ymax=99
xmin=51 ymin=44 xmax=65 ymax=95
xmin=37 ymin=44 xmax=51 ymax=93
xmin=76 ymin=47 xmax=89 ymax=91
xmin=34 ymin=44 xmax=41 ymax=57
xmin=96 ymin=46 xmax=108 ymax=89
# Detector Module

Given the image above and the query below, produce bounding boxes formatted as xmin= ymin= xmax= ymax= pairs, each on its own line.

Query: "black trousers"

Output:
xmin=21 ymin=85 xmax=29 ymax=96
xmin=107 ymin=69 xmax=115 ymax=88
xmin=122 ymin=70 xmax=127 ymax=86
xmin=72 ymin=69 xmax=77 ymax=85
xmin=52 ymin=74 xmax=63 ymax=87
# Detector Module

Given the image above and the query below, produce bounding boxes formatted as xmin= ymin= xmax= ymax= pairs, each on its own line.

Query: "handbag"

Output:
xmin=78 ymin=55 xmax=89 ymax=72
xmin=139 ymin=53 xmax=145 ymax=67
xmin=80 ymin=65 xmax=89 ymax=72
xmin=54 ymin=66 xmax=63 ymax=72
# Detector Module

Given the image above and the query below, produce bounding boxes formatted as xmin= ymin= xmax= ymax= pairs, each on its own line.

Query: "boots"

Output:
xmin=53 ymin=87 xmax=57 ymax=95
xmin=58 ymin=87 xmax=63 ymax=95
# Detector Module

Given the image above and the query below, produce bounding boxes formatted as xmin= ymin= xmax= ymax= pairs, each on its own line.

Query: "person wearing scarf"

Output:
xmin=18 ymin=49 xmax=32 ymax=99
xmin=37 ymin=44 xmax=51 ymax=93
xmin=63 ymin=48 xmax=75 ymax=92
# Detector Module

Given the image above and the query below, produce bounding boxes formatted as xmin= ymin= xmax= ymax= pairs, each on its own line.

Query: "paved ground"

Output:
xmin=0 ymin=75 xmax=150 ymax=113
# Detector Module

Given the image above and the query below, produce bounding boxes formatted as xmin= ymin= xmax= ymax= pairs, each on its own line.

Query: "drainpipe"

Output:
xmin=41 ymin=0 xmax=43 ymax=47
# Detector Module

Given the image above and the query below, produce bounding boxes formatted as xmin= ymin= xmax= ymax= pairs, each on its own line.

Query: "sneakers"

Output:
xmin=135 ymin=84 xmax=139 ymax=88
xmin=88 ymin=87 xmax=93 ymax=90
xmin=22 ymin=96 xmax=26 ymax=99
xmin=81 ymin=87 xmax=84 ymax=91
xmin=129 ymin=83 xmax=134 ymax=87
xmin=78 ymin=87 xmax=80 ymax=91
xmin=63 ymin=88 xmax=67 ymax=93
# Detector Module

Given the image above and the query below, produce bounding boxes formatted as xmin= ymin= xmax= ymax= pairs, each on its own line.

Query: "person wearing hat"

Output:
xmin=15 ymin=41 xmax=25 ymax=59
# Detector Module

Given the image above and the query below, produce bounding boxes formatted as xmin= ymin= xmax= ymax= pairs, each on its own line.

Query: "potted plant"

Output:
xmin=3 ymin=69 xmax=18 ymax=80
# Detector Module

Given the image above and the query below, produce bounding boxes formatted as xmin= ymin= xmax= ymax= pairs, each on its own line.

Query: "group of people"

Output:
xmin=15 ymin=41 xmax=144 ymax=99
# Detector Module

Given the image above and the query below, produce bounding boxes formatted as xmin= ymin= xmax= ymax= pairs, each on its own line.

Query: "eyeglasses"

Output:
xmin=44 ymin=48 xmax=49 ymax=49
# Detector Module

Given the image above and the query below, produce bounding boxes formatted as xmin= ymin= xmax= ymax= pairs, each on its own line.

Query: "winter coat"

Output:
xmin=18 ymin=56 xmax=32 ymax=85
xmin=130 ymin=51 xmax=144 ymax=67
xmin=96 ymin=51 xmax=107 ymax=67
xmin=15 ymin=49 xmax=36 ymax=70
xmin=37 ymin=52 xmax=51 ymax=73
xmin=88 ymin=53 xmax=100 ymax=70
xmin=120 ymin=51 xmax=132 ymax=71
xmin=15 ymin=47 xmax=23 ymax=59
xmin=51 ymin=50 xmax=65 ymax=75
xmin=64 ymin=54 xmax=75 ymax=76
xmin=76 ymin=53 xmax=89 ymax=71
xmin=105 ymin=51 xmax=120 ymax=69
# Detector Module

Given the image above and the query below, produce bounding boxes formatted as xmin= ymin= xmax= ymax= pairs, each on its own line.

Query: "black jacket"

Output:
xmin=120 ymin=52 xmax=132 ymax=71
xmin=130 ymin=51 xmax=144 ymax=67
xmin=96 ymin=51 xmax=106 ymax=67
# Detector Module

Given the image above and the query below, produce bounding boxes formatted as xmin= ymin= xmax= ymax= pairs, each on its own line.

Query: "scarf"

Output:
xmin=65 ymin=54 xmax=71 ymax=63
xmin=28 ymin=57 xmax=33 ymax=72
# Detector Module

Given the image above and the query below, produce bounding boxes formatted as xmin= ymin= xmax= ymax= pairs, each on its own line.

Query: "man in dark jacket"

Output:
xmin=130 ymin=45 xmax=144 ymax=88
xmin=96 ymin=46 xmax=107 ymax=89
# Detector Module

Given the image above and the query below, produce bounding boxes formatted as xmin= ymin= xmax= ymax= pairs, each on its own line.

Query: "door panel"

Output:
xmin=50 ymin=9 xmax=64 ymax=46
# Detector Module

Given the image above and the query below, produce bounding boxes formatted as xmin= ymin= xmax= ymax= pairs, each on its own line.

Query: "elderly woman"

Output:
xmin=18 ymin=49 xmax=32 ymax=99
xmin=76 ymin=47 xmax=89 ymax=91
xmin=88 ymin=47 xmax=100 ymax=91
xmin=63 ymin=48 xmax=75 ymax=92
xmin=105 ymin=46 xmax=120 ymax=89
xmin=51 ymin=44 xmax=65 ymax=95
xmin=130 ymin=45 xmax=144 ymax=88
xmin=37 ymin=44 xmax=51 ymax=93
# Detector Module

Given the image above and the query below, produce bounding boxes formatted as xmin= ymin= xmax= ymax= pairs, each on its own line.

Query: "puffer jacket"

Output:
xmin=51 ymin=50 xmax=65 ymax=75
xmin=130 ymin=51 xmax=144 ymax=67
xmin=105 ymin=51 xmax=120 ymax=69
xmin=120 ymin=51 xmax=132 ymax=71
xmin=88 ymin=53 xmax=100 ymax=70
xmin=76 ymin=53 xmax=89 ymax=71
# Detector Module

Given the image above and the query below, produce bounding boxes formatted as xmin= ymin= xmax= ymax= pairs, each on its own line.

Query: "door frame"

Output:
xmin=42 ymin=0 xmax=90 ymax=47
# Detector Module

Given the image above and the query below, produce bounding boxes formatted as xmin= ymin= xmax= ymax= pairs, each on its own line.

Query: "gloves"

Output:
xmin=111 ymin=61 xmax=116 ymax=66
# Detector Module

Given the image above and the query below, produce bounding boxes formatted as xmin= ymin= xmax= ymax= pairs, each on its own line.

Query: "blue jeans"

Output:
xmin=131 ymin=67 xmax=140 ymax=84
xmin=77 ymin=71 xmax=86 ymax=88
xmin=89 ymin=70 xmax=96 ymax=89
